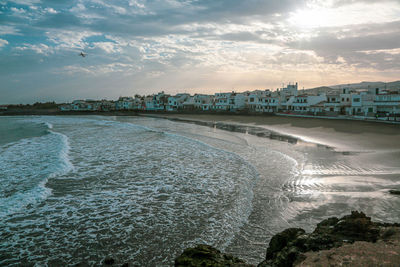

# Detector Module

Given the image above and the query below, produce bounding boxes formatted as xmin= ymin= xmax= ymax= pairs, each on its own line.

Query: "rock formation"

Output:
xmin=175 ymin=211 xmax=400 ymax=267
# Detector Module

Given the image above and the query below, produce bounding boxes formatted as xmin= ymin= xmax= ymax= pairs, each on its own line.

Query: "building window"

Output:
xmin=353 ymin=98 xmax=360 ymax=102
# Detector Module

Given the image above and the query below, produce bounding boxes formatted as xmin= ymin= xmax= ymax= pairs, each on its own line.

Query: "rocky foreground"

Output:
xmin=175 ymin=211 xmax=400 ymax=267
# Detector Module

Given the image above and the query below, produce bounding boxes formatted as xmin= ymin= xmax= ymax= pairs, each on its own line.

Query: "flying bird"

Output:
xmin=79 ymin=52 xmax=87 ymax=57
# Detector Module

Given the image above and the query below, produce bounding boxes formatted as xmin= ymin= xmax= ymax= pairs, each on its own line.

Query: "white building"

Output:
xmin=262 ymin=94 xmax=280 ymax=112
xmin=143 ymin=92 xmax=169 ymax=111
xmin=214 ymin=92 xmax=231 ymax=111
xmin=339 ymin=88 xmax=353 ymax=115
xmin=291 ymin=93 xmax=326 ymax=113
xmin=231 ymin=93 xmax=247 ymax=111
xmin=247 ymin=90 xmax=271 ymax=112
xmin=324 ymin=94 xmax=341 ymax=115
xmin=144 ymin=96 xmax=156 ymax=111
xmin=374 ymin=92 xmax=400 ymax=116
xmin=115 ymin=97 xmax=135 ymax=110
xmin=167 ymin=93 xmax=190 ymax=111
xmin=71 ymin=100 xmax=93 ymax=111
xmin=279 ymin=83 xmax=298 ymax=97
xmin=193 ymin=94 xmax=214 ymax=111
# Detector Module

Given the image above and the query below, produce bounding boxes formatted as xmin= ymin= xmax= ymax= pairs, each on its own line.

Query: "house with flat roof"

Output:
xmin=374 ymin=92 xmax=400 ymax=116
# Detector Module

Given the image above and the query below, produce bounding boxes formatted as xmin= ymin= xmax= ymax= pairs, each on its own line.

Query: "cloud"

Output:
xmin=46 ymin=29 xmax=101 ymax=50
xmin=0 ymin=25 xmax=20 ymax=35
xmin=7 ymin=0 xmax=40 ymax=5
xmin=44 ymin=7 xmax=58 ymax=14
xmin=91 ymin=42 xmax=122 ymax=53
xmin=1 ymin=0 xmax=400 ymax=104
xmin=10 ymin=7 xmax=27 ymax=15
xmin=15 ymin=43 xmax=53 ymax=54
xmin=0 ymin=38 xmax=8 ymax=48
xmin=286 ymin=18 xmax=400 ymax=71
xmin=292 ymin=31 xmax=400 ymax=54
xmin=60 ymin=62 xmax=138 ymax=75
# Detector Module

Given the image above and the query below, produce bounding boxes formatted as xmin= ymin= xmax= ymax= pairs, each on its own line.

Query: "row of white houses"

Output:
xmin=60 ymin=83 xmax=400 ymax=119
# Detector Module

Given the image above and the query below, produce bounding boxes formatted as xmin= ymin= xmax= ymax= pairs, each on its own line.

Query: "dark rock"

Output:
xmin=175 ymin=244 xmax=253 ymax=267
xmin=389 ymin=189 xmax=400 ymax=195
xmin=176 ymin=211 xmax=399 ymax=267
xmin=121 ymin=263 xmax=129 ymax=267
xmin=330 ymin=211 xmax=379 ymax=243
xmin=265 ymin=228 xmax=305 ymax=260
xmin=314 ymin=217 xmax=339 ymax=233
xmin=260 ymin=211 xmax=383 ymax=267
xmin=104 ymin=257 xmax=115 ymax=265
xmin=381 ymin=227 xmax=397 ymax=240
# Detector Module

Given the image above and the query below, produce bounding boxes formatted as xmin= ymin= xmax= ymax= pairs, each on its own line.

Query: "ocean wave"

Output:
xmin=44 ymin=121 xmax=53 ymax=129
xmin=0 ymin=116 xmax=278 ymax=266
xmin=0 ymin=129 xmax=74 ymax=218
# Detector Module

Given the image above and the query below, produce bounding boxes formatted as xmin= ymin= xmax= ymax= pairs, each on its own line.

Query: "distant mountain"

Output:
xmin=305 ymin=80 xmax=400 ymax=94
xmin=328 ymin=81 xmax=400 ymax=90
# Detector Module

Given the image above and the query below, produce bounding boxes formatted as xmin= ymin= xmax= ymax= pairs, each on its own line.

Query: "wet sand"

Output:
xmin=143 ymin=114 xmax=400 ymax=152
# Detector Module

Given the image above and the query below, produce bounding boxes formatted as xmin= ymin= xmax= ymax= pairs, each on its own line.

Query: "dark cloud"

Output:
xmin=192 ymin=0 xmax=306 ymax=17
xmin=291 ymin=31 xmax=400 ymax=53
xmin=288 ymin=20 xmax=400 ymax=69
xmin=211 ymin=32 xmax=275 ymax=44
xmin=348 ymin=51 xmax=400 ymax=70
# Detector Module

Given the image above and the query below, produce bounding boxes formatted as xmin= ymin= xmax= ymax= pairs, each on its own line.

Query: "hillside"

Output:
xmin=305 ymin=80 xmax=400 ymax=95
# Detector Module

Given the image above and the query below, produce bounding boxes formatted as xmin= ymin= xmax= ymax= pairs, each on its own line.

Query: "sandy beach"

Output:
xmin=144 ymin=113 xmax=400 ymax=152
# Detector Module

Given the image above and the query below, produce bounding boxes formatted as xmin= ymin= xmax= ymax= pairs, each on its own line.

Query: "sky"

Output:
xmin=1 ymin=0 xmax=400 ymax=104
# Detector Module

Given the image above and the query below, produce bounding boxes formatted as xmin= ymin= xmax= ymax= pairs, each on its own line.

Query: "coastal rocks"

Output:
xmin=175 ymin=244 xmax=253 ymax=267
xmin=103 ymin=257 xmax=115 ymax=265
xmin=258 ymin=211 xmax=383 ymax=267
xmin=264 ymin=228 xmax=306 ymax=266
xmin=175 ymin=211 xmax=400 ymax=267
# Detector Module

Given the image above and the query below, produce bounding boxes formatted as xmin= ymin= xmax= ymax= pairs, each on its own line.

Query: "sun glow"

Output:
xmin=289 ymin=7 xmax=337 ymax=29
xmin=290 ymin=2 xmax=400 ymax=29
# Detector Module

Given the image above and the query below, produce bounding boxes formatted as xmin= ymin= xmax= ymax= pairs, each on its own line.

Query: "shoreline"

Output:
xmin=1 ymin=109 xmax=399 ymax=125
xmin=136 ymin=113 xmax=400 ymax=152
xmin=4 ymin=111 xmax=399 ymax=152
xmin=137 ymin=113 xmax=335 ymax=151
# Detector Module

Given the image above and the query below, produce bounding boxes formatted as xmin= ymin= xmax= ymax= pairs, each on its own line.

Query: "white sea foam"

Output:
xmin=45 ymin=122 xmax=53 ymax=129
xmin=49 ymin=130 xmax=74 ymax=175
xmin=1 ymin=116 xmax=262 ymax=266
xmin=0 ymin=128 xmax=74 ymax=218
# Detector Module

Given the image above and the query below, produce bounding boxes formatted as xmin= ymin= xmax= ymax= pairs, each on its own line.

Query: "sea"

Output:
xmin=1 ymin=115 xmax=399 ymax=266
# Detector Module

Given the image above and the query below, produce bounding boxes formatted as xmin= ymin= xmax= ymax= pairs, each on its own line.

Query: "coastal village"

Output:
xmin=53 ymin=83 xmax=399 ymax=122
